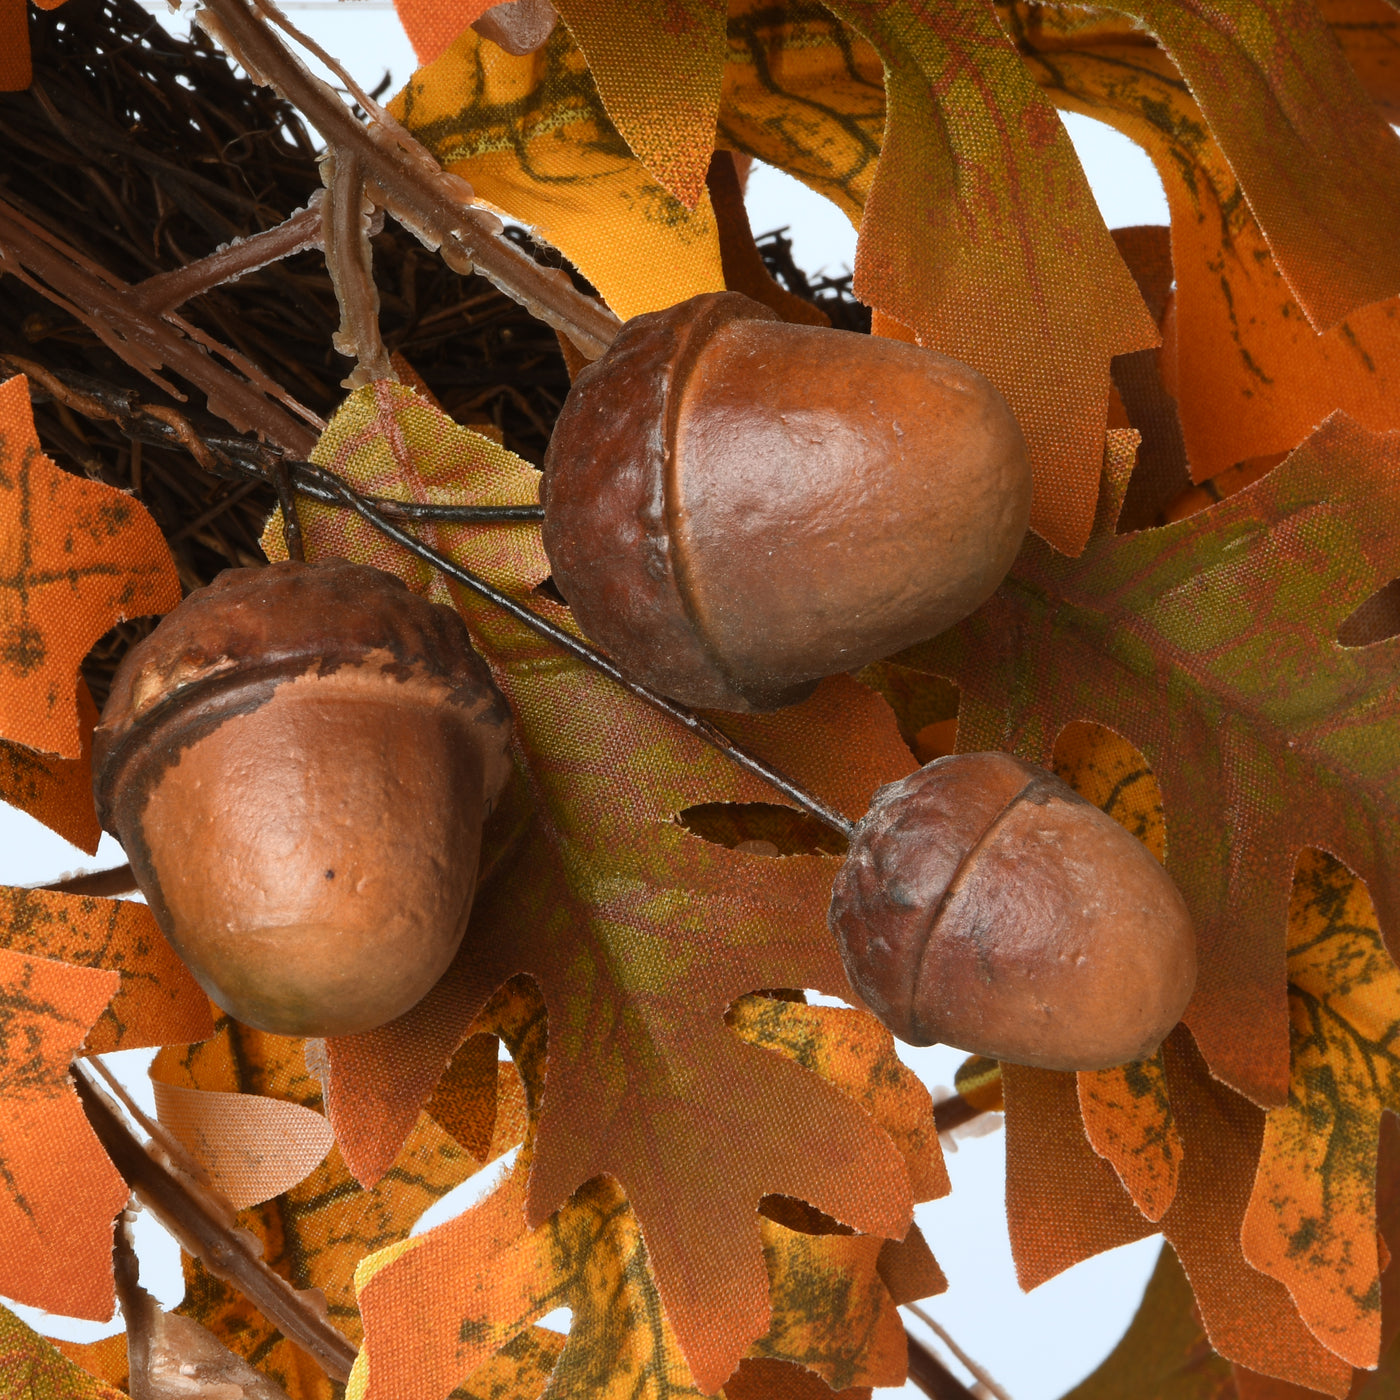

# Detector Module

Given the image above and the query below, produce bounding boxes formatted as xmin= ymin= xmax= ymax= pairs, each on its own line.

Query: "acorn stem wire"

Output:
xmin=306 ymin=467 xmax=858 ymax=840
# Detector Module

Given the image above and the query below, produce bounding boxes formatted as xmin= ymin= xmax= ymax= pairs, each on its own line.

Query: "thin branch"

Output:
xmin=321 ymin=149 xmax=395 ymax=385
xmin=39 ymin=864 xmax=139 ymax=898
xmin=195 ymin=0 xmax=621 ymax=361
xmin=933 ymin=1092 xmax=999 ymax=1137
xmin=115 ymin=1210 xmax=295 ymax=1400
xmin=6 ymin=364 xmax=849 ymax=834
xmin=272 ymin=459 xmax=306 ymax=561
xmin=904 ymin=1330 xmax=982 ymax=1400
xmin=0 ymin=194 xmax=320 ymax=456
xmin=130 ymin=200 xmax=325 ymax=315
xmin=73 ymin=1063 xmax=358 ymax=1383
xmin=905 ymin=1305 xmax=1013 ymax=1400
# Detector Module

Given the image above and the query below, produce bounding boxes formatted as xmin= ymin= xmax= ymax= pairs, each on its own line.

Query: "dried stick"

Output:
xmin=195 ymin=0 xmax=621 ymax=360
xmin=0 ymin=195 xmax=321 ymax=455
xmin=115 ymin=1212 xmax=295 ymax=1400
xmin=40 ymin=865 xmax=139 ymax=898
xmin=5 ymin=360 xmax=538 ymax=522
xmin=130 ymin=200 xmax=325 ymax=315
xmin=74 ymin=1063 xmax=358 ymax=1383
xmin=904 ymin=1330 xmax=982 ymax=1400
xmin=905 ymin=1305 xmax=1012 ymax=1400
xmin=321 ymin=149 xmax=396 ymax=385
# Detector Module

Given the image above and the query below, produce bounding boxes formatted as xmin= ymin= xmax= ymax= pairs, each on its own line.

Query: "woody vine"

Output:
xmin=1 ymin=0 xmax=1400 ymax=1399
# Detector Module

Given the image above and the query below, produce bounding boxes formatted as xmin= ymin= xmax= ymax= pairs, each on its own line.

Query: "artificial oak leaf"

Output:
xmin=1005 ymin=1035 xmax=1353 ymax=1395
xmin=0 ymin=946 xmax=125 ymax=1320
xmin=153 ymin=1015 xmax=490 ymax=1363
xmin=1094 ymin=0 xmax=1400 ymax=332
xmin=0 ymin=885 xmax=212 ymax=1054
xmin=0 ymin=1302 xmax=127 ymax=1400
xmin=907 ymin=415 xmax=1400 ymax=1108
xmin=0 ymin=0 xmax=29 ymax=92
xmin=0 ymin=676 xmax=101 ymax=852
xmin=0 ymin=374 xmax=180 ymax=758
xmin=1241 ymin=850 xmax=1400 ymax=1369
xmin=264 ymin=381 xmax=919 ymax=1388
xmin=390 ymin=23 xmax=725 ymax=322
xmin=716 ymin=0 xmax=883 ymax=228
xmin=724 ymin=1358 xmax=871 ymax=1400
xmin=550 ymin=0 xmax=726 ymax=206
xmin=357 ymin=979 xmax=925 ymax=1400
xmin=1047 ymin=718 xmax=1183 ymax=1222
xmin=1078 ymin=1052 xmax=1181 ymax=1226
xmin=47 ymin=1334 xmax=130 ymax=1394
xmin=1059 ymin=1244 xmax=1236 ymax=1400
xmin=813 ymin=0 xmax=1156 ymax=556
xmin=393 ymin=0 xmax=494 ymax=65
xmin=1005 ymin=5 xmax=1400 ymax=483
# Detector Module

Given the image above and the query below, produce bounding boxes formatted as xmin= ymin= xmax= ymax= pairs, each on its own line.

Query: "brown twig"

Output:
xmin=312 ymin=469 xmax=859 ymax=838
xmin=115 ymin=1210 xmax=295 ymax=1400
xmin=905 ymin=1330 xmax=982 ymax=1400
xmin=74 ymin=1064 xmax=358 ymax=1383
xmin=40 ymin=865 xmax=139 ymax=898
xmin=195 ymin=0 xmax=621 ymax=361
xmin=933 ymin=1092 xmax=998 ymax=1137
xmin=0 ymin=194 xmax=321 ymax=455
xmin=273 ymin=459 xmax=306 ymax=561
xmin=905 ymin=1305 xmax=1012 ymax=1400
xmin=321 ymin=149 xmax=395 ymax=385
xmin=130 ymin=200 xmax=326 ymax=315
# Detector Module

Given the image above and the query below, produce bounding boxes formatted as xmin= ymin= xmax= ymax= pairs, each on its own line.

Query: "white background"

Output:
xmin=3 ymin=5 xmax=1171 ymax=1394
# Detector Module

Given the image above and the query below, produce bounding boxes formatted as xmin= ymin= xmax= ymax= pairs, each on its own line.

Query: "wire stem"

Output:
xmin=310 ymin=469 xmax=857 ymax=839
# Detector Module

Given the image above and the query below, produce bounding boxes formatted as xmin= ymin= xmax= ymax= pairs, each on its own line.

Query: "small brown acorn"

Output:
xmin=93 ymin=559 xmax=512 ymax=1038
xmin=829 ymin=752 xmax=1196 ymax=1071
xmin=542 ymin=291 xmax=1032 ymax=712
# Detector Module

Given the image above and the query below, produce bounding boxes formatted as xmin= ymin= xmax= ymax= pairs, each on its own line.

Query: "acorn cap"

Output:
xmin=95 ymin=558 xmax=512 ymax=826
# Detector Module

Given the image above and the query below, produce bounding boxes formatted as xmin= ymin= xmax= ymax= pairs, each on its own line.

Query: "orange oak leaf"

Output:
xmin=1008 ymin=6 xmax=1400 ymax=485
xmin=820 ymin=0 xmax=1157 ymax=557
xmin=1004 ymin=1032 xmax=1353 ymax=1395
xmin=551 ymin=0 xmax=726 ymax=207
xmin=1241 ymin=850 xmax=1400 ymax=1370
xmin=264 ymin=382 xmax=920 ymax=1388
xmin=1048 ymin=719 xmax=1184 ymax=1222
xmin=0 ymin=946 xmax=126 ymax=1320
xmin=0 ymin=677 xmax=101 ymax=853
xmin=0 ymin=374 xmax=180 ymax=758
xmin=1099 ymin=0 xmax=1400 ymax=333
xmin=356 ymin=981 xmax=935 ymax=1400
xmin=0 ymin=886 xmax=212 ymax=1054
xmin=0 ymin=1302 xmax=127 ymax=1400
xmin=152 ymin=1082 xmax=335 ymax=1211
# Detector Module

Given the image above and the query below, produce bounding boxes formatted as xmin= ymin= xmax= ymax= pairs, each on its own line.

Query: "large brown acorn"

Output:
xmin=542 ymin=291 xmax=1033 ymax=712
xmin=829 ymin=753 xmax=1196 ymax=1071
xmin=93 ymin=559 xmax=512 ymax=1038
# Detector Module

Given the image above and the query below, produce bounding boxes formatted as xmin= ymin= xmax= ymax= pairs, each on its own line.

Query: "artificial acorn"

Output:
xmin=93 ymin=559 xmax=512 ymax=1038
xmin=829 ymin=752 xmax=1196 ymax=1071
xmin=542 ymin=291 xmax=1032 ymax=712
